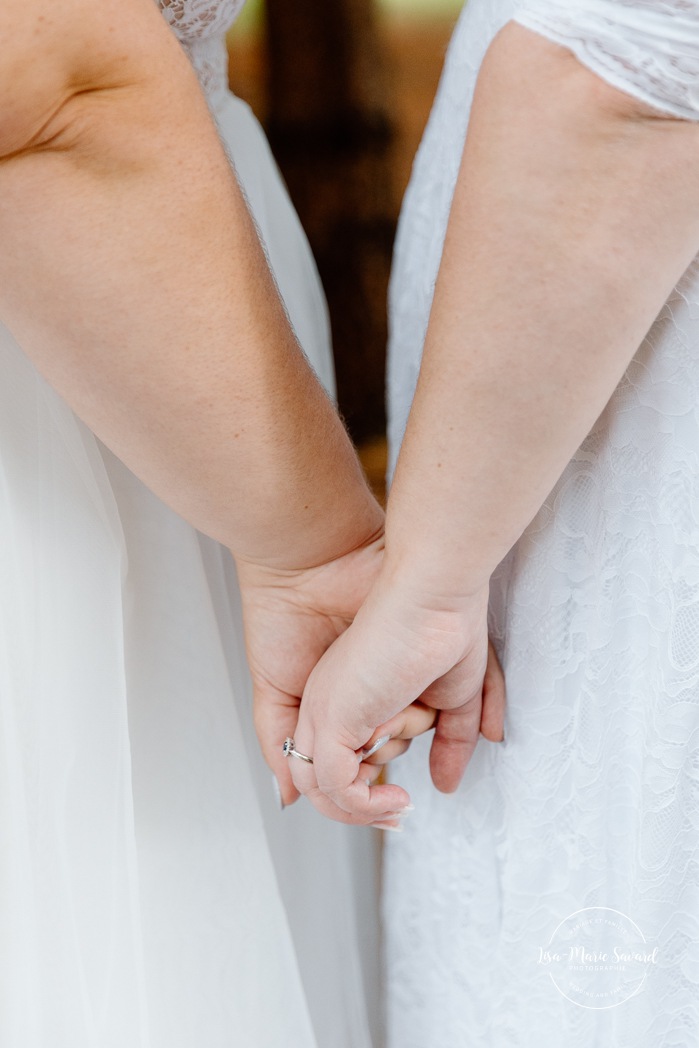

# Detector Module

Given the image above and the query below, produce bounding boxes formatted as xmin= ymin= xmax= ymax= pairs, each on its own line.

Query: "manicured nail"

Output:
xmin=372 ymin=811 xmax=410 ymax=827
xmin=361 ymin=735 xmax=391 ymax=760
xmin=375 ymin=806 xmax=414 ymax=822
xmin=371 ymin=821 xmax=404 ymax=833
xmin=272 ymin=775 xmax=285 ymax=811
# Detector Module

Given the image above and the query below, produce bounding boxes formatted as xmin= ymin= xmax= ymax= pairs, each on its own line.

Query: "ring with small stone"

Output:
xmin=282 ymin=737 xmax=314 ymax=764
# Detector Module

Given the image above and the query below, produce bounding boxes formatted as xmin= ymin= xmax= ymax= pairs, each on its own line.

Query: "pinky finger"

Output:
xmin=480 ymin=638 xmax=506 ymax=743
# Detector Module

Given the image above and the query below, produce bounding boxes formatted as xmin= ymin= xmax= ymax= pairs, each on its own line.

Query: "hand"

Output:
xmin=236 ymin=530 xmax=389 ymax=816
xmin=286 ymin=574 xmax=506 ymax=824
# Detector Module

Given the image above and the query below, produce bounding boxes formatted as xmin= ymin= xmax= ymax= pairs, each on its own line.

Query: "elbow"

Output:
xmin=0 ymin=0 xmax=181 ymax=160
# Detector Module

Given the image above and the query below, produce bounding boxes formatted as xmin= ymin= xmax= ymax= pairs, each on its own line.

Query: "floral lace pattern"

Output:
xmin=157 ymin=0 xmax=246 ymax=110
xmin=386 ymin=0 xmax=699 ymax=1044
xmin=515 ymin=0 xmax=699 ymax=119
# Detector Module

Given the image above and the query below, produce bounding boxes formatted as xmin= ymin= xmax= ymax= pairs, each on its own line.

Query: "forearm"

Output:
xmin=385 ymin=22 xmax=699 ymax=598
xmin=0 ymin=1 xmax=380 ymax=569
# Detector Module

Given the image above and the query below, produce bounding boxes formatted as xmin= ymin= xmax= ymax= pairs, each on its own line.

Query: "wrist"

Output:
xmin=380 ymin=535 xmax=491 ymax=613
xmin=235 ymin=495 xmax=384 ymax=578
xmin=367 ymin=556 xmax=489 ymax=640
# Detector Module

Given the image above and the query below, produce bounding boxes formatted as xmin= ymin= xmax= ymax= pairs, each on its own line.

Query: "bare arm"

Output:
xmin=290 ymin=21 xmax=699 ymax=820
xmin=0 ymin=0 xmax=382 ymax=571
xmin=0 ymin=1 xmax=416 ymax=821
xmin=385 ymin=21 xmax=699 ymax=596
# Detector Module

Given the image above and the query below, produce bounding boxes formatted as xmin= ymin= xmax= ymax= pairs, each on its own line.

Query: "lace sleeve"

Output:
xmin=512 ymin=0 xmax=699 ymax=119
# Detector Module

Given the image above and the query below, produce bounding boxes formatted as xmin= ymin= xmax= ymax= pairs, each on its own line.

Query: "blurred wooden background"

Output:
xmin=227 ymin=0 xmax=459 ymax=454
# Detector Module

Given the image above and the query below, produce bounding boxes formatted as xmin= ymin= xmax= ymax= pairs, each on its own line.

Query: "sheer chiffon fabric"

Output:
xmin=386 ymin=1 xmax=699 ymax=1045
xmin=0 ymin=3 xmax=377 ymax=1045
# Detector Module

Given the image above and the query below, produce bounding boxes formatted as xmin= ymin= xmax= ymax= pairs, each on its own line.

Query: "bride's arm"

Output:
xmin=0 ymin=0 xmax=429 ymax=819
xmin=289 ymin=19 xmax=699 ymax=820
xmin=386 ymin=21 xmax=699 ymax=603
xmin=0 ymin=0 xmax=381 ymax=570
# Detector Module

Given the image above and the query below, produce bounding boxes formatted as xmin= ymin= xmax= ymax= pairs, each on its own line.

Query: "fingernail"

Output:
xmin=377 ymin=806 xmax=414 ymax=821
xmin=371 ymin=822 xmax=404 ymax=833
xmin=361 ymin=735 xmax=391 ymax=760
xmin=272 ymin=775 xmax=285 ymax=811
xmin=372 ymin=811 xmax=412 ymax=827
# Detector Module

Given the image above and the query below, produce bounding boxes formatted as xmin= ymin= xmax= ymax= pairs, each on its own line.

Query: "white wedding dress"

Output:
xmin=0 ymin=3 xmax=379 ymax=1046
xmin=386 ymin=1 xmax=699 ymax=1045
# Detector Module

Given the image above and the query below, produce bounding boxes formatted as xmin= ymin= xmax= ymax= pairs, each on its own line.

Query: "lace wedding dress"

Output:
xmin=386 ymin=1 xmax=699 ymax=1045
xmin=0 ymin=3 xmax=378 ymax=1046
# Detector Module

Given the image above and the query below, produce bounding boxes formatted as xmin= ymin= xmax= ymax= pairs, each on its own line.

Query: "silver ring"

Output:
xmin=282 ymin=737 xmax=314 ymax=765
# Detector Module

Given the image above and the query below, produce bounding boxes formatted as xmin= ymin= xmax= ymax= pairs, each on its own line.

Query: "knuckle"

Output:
xmin=436 ymin=712 xmax=480 ymax=744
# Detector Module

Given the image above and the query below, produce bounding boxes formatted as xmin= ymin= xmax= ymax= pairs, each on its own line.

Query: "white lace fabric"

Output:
xmin=386 ymin=0 xmax=699 ymax=1043
xmin=514 ymin=0 xmax=699 ymax=119
xmin=157 ymin=0 xmax=246 ymax=110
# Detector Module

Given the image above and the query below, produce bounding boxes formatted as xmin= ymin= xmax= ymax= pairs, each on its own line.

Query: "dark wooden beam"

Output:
xmin=265 ymin=0 xmax=397 ymax=441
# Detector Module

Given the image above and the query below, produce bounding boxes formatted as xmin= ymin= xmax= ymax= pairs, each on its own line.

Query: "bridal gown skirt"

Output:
xmin=385 ymin=1 xmax=699 ymax=1045
xmin=0 ymin=93 xmax=378 ymax=1048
